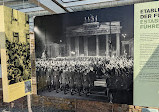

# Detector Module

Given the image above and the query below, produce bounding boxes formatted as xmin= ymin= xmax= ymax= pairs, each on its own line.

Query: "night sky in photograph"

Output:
xmin=34 ymin=5 xmax=134 ymax=57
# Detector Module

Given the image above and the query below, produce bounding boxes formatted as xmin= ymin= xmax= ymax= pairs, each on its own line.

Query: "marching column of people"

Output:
xmin=36 ymin=56 xmax=133 ymax=103
xmin=37 ymin=66 xmax=96 ymax=96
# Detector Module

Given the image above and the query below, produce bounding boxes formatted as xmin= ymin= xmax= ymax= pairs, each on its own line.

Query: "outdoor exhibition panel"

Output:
xmin=0 ymin=6 xmax=32 ymax=102
xmin=34 ymin=4 xmax=134 ymax=105
xmin=134 ymin=1 xmax=159 ymax=107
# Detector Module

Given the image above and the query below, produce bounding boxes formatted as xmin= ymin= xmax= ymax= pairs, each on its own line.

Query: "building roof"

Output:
xmin=0 ymin=0 xmax=154 ymax=31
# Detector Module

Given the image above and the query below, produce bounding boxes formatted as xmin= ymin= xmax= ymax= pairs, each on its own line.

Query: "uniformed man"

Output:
xmin=88 ymin=67 xmax=96 ymax=88
xmin=46 ymin=67 xmax=51 ymax=92
xmin=69 ymin=68 xmax=75 ymax=95
xmin=50 ymin=66 xmax=54 ymax=90
xmin=53 ymin=67 xmax=60 ymax=93
xmin=75 ymin=68 xmax=83 ymax=96
xmin=60 ymin=69 xmax=67 ymax=94
xmin=41 ymin=67 xmax=46 ymax=91
xmin=36 ymin=67 xmax=40 ymax=92
xmin=83 ymin=69 xmax=90 ymax=96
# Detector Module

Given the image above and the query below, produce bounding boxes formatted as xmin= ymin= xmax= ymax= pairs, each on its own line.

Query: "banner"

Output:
xmin=34 ymin=5 xmax=134 ymax=105
xmin=134 ymin=1 xmax=159 ymax=107
xmin=0 ymin=6 xmax=32 ymax=102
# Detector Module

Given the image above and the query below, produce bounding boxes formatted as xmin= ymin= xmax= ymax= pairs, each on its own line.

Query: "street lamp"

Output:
xmin=59 ymin=40 xmax=63 ymax=57
xmin=121 ymin=34 xmax=127 ymax=57
xmin=122 ymin=34 xmax=127 ymax=40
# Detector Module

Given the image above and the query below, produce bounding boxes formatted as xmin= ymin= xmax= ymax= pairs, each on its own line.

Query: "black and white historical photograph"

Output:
xmin=34 ymin=5 xmax=134 ymax=105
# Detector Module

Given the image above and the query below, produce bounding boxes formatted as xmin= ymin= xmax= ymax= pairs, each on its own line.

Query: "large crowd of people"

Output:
xmin=36 ymin=56 xmax=133 ymax=103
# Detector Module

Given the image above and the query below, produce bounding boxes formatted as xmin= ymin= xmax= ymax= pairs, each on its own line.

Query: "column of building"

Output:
xmin=116 ymin=33 xmax=120 ymax=56
xmin=84 ymin=37 xmax=88 ymax=56
xmin=105 ymin=35 xmax=109 ymax=57
xmin=75 ymin=36 xmax=79 ymax=56
xmin=96 ymin=35 xmax=99 ymax=56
